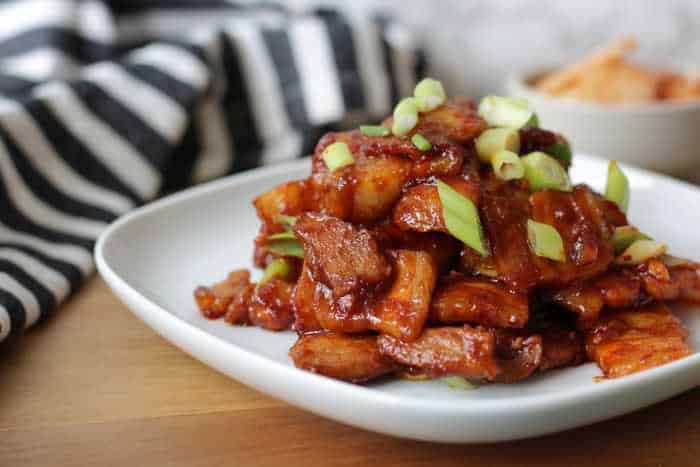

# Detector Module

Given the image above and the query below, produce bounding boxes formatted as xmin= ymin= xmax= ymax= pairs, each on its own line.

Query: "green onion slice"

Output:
xmin=615 ymin=239 xmax=667 ymax=265
xmin=546 ymin=141 xmax=572 ymax=166
xmin=392 ymin=97 xmax=420 ymax=136
xmin=436 ymin=180 xmax=487 ymax=256
xmin=478 ymin=95 xmax=535 ymax=129
xmin=491 ymin=150 xmax=525 ymax=181
xmin=521 ymin=151 xmax=572 ymax=192
xmin=411 ymin=133 xmax=432 ymax=151
xmin=524 ymin=113 xmax=540 ymax=128
xmin=527 ymin=219 xmax=566 ymax=262
xmin=259 ymin=258 xmax=293 ymax=286
xmin=359 ymin=125 xmax=390 ymax=137
xmin=605 ymin=160 xmax=630 ymax=213
xmin=475 ymin=127 xmax=521 ymax=163
xmin=266 ymin=231 xmax=296 ymax=241
xmin=265 ymin=238 xmax=304 ymax=258
xmin=321 ymin=142 xmax=355 ymax=172
xmin=443 ymin=376 xmax=476 ymax=390
xmin=413 ymin=78 xmax=447 ymax=112
xmin=274 ymin=214 xmax=297 ymax=230
xmin=610 ymin=226 xmax=651 ymax=253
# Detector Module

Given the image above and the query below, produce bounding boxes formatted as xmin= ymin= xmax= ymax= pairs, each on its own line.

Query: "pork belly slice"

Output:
xmin=194 ymin=270 xmax=253 ymax=320
xmin=370 ymin=250 xmax=438 ymax=341
xmin=377 ymin=325 xmax=543 ymax=382
xmin=492 ymin=331 xmax=543 ymax=383
xmin=392 ymin=174 xmax=480 ymax=233
xmin=536 ymin=325 xmax=587 ymax=372
xmin=548 ymin=256 xmax=700 ymax=328
xmin=548 ymin=269 xmax=643 ymax=327
xmin=482 ymin=178 xmax=615 ymax=292
xmin=382 ymin=97 xmax=487 ymax=144
xmin=253 ymin=179 xmax=309 ymax=226
xmin=378 ymin=326 xmax=502 ymax=380
xmin=289 ymin=333 xmax=394 ymax=383
xmin=248 ymin=279 xmax=295 ymax=331
xmin=310 ymin=130 xmax=470 ymax=224
xmin=292 ymin=262 xmax=322 ymax=334
xmin=429 ymin=274 xmax=529 ymax=329
xmin=585 ymin=302 xmax=691 ymax=378
xmin=641 ymin=257 xmax=700 ymax=302
xmin=293 ymin=213 xmax=391 ymax=298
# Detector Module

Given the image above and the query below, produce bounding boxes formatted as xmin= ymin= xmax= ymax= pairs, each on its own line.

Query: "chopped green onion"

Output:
xmin=443 ymin=376 xmax=476 ymax=390
xmin=475 ymin=127 xmax=521 ymax=163
xmin=436 ymin=180 xmax=487 ymax=256
xmin=491 ymin=150 xmax=525 ymax=181
xmin=411 ymin=133 xmax=432 ymax=151
xmin=478 ymin=95 xmax=535 ymax=129
xmin=524 ymin=113 xmax=540 ymax=128
xmin=610 ymin=226 xmax=651 ymax=253
xmin=615 ymin=239 xmax=667 ymax=265
xmin=259 ymin=258 xmax=293 ymax=286
xmin=321 ymin=142 xmax=355 ymax=172
xmin=521 ymin=151 xmax=572 ymax=192
xmin=392 ymin=97 xmax=420 ymax=136
xmin=265 ymin=238 xmax=304 ymax=258
xmin=413 ymin=78 xmax=447 ymax=112
xmin=605 ymin=160 xmax=630 ymax=213
xmin=274 ymin=214 xmax=297 ymax=230
xmin=359 ymin=125 xmax=390 ymax=137
xmin=527 ymin=219 xmax=566 ymax=262
xmin=266 ymin=231 xmax=296 ymax=241
xmin=546 ymin=140 xmax=572 ymax=165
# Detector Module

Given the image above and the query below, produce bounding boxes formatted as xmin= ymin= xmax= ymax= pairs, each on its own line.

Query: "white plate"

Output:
xmin=95 ymin=154 xmax=700 ymax=443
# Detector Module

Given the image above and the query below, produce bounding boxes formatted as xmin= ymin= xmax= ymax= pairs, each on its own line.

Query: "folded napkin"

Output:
xmin=0 ymin=0 xmax=425 ymax=344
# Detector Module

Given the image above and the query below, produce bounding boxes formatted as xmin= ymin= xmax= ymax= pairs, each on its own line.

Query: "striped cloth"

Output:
xmin=0 ymin=0 xmax=425 ymax=344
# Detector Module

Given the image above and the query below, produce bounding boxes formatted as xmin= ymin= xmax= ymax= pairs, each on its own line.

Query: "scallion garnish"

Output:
xmin=475 ymin=127 xmax=521 ymax=163
xmin=524 ymin=112 xmax=540 ymax=128
xmin=615 ymin=239 xmax=667 ymax=265
xmin=478 ymin=95 xmax=535 ymax=129
xmin=266 ymin=231 xmax=297 ymax=241
xmin=436 ymin=180 xmax=487 ymax=256
xmin=360 ymin=125 xmax=390 ymax=137
xmin=413 ymin=78 xmax=447 ymax=112
xmin=527 ymin=219 xmax=566 ymax=262
xmin=258 ymin=258 xmax=293 ymax=286
xmin=321 ymin=142 xmax=355 ymax=172
xmin=491 ymin=150 xmax=525 ymax=181
xmin=392 ymin=97 xmax=420 ymax=136
xmin=546 ymin=140 xmax=572 ymax=165
xmin=610 ymin=226 xmax=651 ymax=253
xmin=521 ymin=151 xmax=572 ymax=192
xmin=411 ymin=133 xmax=432 ymax=151
xmin=274 ymin=214 xmax=297 ymax=230
xmin=443 ymin=376 xmax=475 ymax=390
xmin=605 ymin=160 xmax=630 ymax=213
xmin=266 ymin=238 xmax=304 ymax=258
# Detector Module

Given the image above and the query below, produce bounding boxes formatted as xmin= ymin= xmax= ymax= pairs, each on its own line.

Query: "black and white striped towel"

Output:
xmin=0 ymin=0 xmax=425 ymax=344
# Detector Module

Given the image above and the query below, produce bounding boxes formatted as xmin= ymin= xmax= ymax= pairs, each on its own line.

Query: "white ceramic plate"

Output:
xmin=95 ymin=155 xmax=700 ymax=443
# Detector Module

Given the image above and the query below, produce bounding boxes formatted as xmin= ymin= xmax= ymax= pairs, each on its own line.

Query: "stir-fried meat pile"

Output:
xmin=195 ymin=86 xmax=697 ymax=385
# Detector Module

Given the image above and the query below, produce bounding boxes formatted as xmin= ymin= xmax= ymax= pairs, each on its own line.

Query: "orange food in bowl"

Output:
xmin=535 ymin=37 xmax=700 ymax=104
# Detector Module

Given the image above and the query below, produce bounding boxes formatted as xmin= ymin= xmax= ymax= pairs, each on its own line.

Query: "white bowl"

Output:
xmin=507 ymin=74 xmax=700 ymax=178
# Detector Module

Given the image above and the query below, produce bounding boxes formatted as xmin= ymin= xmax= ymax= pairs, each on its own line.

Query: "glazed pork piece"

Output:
xmin=194 ymin=82 xmax=698 ymax=386
xmin=290 ymin=333 xmax=394 ymax=383
xmin=585 ymin=303 xmax=691 ymax=378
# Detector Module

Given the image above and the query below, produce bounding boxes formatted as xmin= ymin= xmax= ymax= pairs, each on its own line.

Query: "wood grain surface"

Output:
xmin=1 ymin=277 xmax=698 ymax=467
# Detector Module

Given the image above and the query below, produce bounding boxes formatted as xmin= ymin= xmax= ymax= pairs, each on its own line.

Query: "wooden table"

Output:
xmin=1 ymin=277 xmax=699 ymax=466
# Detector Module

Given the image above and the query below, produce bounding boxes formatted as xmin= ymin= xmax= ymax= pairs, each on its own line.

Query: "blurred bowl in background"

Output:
xmin=507 ymin=73 xmax=700 ymax=178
